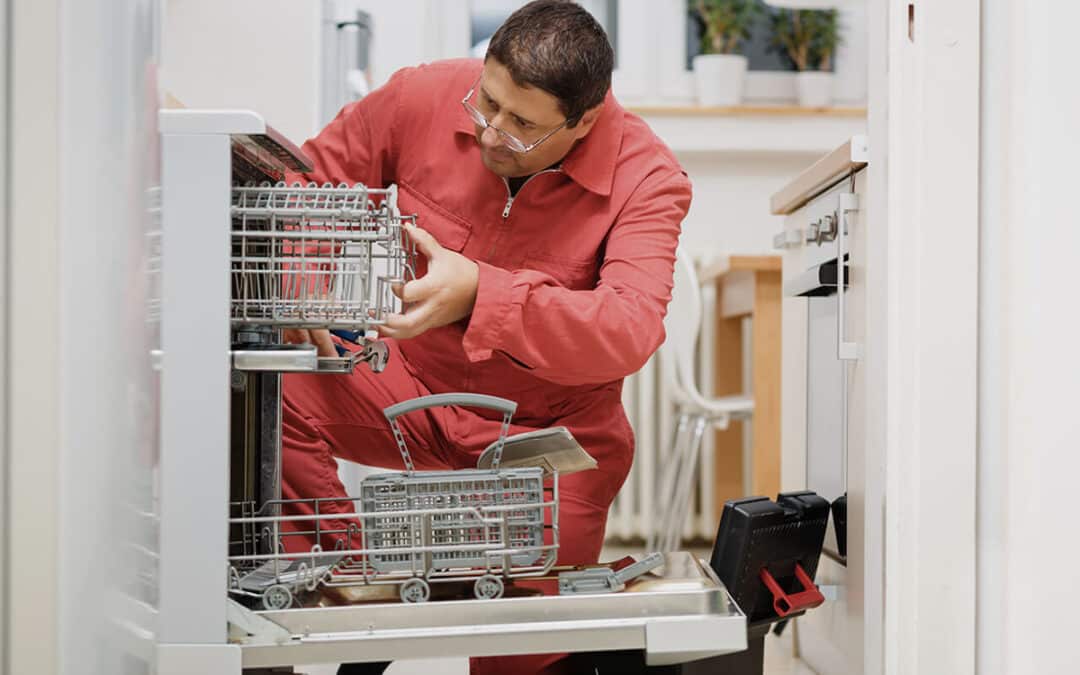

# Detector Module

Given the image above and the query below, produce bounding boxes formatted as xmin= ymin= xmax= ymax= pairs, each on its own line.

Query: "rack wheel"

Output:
xmin=262 ymin=584 xmax=293 ymax=611
xmin=474 ymin=575 xmax=504 ymax=600
xmin=400 ymin=578 xmax=431 ymax=604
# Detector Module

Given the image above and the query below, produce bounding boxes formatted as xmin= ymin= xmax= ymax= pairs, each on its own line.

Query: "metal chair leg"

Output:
xmin=664 ymin=415 xmax=707 ymax=551
xmin=649 ymin=412 xmax=689 ymax=551
xmin=656 ymin=414 xmax=695 ymax=551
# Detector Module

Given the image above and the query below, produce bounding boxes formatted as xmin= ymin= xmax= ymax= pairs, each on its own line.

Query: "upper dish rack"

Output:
xmin=230 ymin=181 xmax=415 ymax=332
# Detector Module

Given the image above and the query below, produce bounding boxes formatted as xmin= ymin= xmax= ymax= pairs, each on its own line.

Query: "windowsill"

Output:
xmin=627 ymin=103 xmax=868 ymax=155
xmin=627 ymin=104 xmax=867 ymax=117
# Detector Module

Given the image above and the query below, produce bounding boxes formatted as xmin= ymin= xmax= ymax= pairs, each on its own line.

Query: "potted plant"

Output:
xmin=689 ymin=0 xmax=761 ymax=106
xmin=771 ymin=8 xmax=841 ymax=107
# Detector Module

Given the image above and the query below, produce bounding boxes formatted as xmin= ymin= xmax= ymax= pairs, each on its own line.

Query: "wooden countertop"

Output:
xmin=769 ymin=135 xmax=869 ymax=215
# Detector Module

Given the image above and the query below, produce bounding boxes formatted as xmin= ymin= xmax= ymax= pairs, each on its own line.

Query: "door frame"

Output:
xmin=5 ymin=1 xmax=61 ymax=674
xmin=865 ymin=2 xmax=980 ymax=674
xmin=0 ymin=0 xmax=9 ymax=669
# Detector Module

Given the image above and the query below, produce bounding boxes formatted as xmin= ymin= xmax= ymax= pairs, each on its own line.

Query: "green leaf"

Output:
xmin=766 ymin=7 xmax=841 ymax=71
xmin=690 ymin=0 xmax=763 ymax=55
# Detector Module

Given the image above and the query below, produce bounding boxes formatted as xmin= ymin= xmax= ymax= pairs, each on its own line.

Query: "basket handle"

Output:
xmin=382 ymin=393 xmax=517 ymax=473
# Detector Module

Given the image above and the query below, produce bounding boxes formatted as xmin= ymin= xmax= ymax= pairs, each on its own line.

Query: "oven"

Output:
xmin=774 ymin=136 xmax=868 ymax=675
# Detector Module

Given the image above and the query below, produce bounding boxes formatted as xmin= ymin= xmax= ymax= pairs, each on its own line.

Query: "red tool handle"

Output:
xmin=759 ymin=563 xmax=825 ymax=618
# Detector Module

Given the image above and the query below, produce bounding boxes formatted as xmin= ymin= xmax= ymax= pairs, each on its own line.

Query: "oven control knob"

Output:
xmin=818 ymin=214 xmax=838 ymax=243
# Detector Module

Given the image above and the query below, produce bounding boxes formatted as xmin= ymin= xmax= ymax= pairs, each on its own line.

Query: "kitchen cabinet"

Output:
xmin=773 ymin=136 xmax=868 ymax=675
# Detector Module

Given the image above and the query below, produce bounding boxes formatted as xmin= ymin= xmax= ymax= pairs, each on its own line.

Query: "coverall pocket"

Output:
xmin=396 ymin=181 xmax=472 ymax=252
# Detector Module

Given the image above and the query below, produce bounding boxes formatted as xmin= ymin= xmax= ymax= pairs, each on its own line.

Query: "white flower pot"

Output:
xmin=796 ymin=71 xmax=835 ymax=108
xmin=692 ymin=54 xmax=748 ymax=107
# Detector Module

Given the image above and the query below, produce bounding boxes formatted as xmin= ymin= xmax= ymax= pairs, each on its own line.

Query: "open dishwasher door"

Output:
xmin=158 ymin=108 xmax=747 ymax=674
xmin=233 ymin=552 xmax=745 ymax=669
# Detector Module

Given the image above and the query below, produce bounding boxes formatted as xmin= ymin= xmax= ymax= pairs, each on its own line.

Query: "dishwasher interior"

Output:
xmin=156 ymin=108 xmax=748 ymax=674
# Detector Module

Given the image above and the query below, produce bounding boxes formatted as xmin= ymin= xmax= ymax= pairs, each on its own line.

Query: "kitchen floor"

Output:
xmin=297 ymin=546 xmax=817 ymax=675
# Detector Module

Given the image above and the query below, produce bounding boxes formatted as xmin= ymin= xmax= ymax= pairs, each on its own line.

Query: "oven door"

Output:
xmin=788 ymin=255 xmax=848 ymax=561
xmin=776 ymin=156 xmax=866 ymax=675
xmin=806 ymin=291 xmax=846 ymax=509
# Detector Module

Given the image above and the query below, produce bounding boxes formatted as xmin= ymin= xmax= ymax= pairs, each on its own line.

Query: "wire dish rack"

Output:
xmin=230 ymin=181 xmax=415 ymax=331
xmin=227 ymin=394 xmax=559 ymax=609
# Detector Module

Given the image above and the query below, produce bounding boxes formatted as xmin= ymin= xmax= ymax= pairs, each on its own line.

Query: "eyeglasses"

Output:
xmin=460 ymin=78 xmax=569 ymax=154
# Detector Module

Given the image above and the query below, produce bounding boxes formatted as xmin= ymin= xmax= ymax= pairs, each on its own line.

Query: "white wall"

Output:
xmin=161 ymin=1 xmax=472 ymax=143
xmin=162 ymin=0 xmax=321 ymax=142
xmin=346 ymin=0 xmax=470 ymax=94
xmin=979 ymin=2 xmax=1080 ymax=674
xmin=678 ymin=153 xmax=826 ymax=256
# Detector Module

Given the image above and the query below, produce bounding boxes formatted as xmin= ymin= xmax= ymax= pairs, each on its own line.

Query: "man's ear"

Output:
xmin=570 ymin=103 xmax=604 ymax=140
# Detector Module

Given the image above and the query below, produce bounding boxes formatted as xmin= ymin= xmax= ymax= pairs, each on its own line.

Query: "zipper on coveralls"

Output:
xmin=500 ymin=168 xmax=561 ymax=219
xmin=490 ymin=168 xmax=562 ymax=257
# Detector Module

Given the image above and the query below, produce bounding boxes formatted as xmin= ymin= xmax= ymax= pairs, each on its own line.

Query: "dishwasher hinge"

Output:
xmin=227 ymin=598 xmax=293 ymax=644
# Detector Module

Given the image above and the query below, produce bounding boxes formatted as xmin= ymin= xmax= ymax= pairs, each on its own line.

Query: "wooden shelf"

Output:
xmin=630 ymin=106 xmax=867 ymax=155
xmin=628 ymin=104 xmax=867 ymax=117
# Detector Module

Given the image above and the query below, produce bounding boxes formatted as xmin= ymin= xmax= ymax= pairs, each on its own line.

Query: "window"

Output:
xmin=685 ymin=0 xmax=805 ymax=72
xmin=612 ymin=0 xmax=865 ymax=105
xmin=468 ymin=0 xmax=619 ymax=65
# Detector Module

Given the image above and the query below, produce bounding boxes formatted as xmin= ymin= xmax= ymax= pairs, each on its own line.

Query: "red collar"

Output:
xmin=453 ymin=89 xmax=623 ymax=197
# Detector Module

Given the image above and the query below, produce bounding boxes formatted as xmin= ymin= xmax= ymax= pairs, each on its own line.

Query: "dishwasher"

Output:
xmin=155 ymin=108 xmax=747 ymax=674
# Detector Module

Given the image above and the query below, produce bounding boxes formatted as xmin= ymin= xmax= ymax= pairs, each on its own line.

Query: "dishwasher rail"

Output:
xmin=232 ymin=552 xmax=747 ymax=668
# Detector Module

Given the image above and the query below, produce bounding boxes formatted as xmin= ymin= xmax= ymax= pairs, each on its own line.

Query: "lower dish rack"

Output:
xmin=228 ymin=394 xmax=559 ymax=609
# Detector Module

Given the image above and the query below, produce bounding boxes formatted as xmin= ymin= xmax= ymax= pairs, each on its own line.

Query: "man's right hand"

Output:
xmin=282 ymin=328 xmax=337 ymax=357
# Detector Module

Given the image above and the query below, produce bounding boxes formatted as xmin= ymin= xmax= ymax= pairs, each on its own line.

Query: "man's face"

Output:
xmin=471 ymin=59 xmax=599 ymax=178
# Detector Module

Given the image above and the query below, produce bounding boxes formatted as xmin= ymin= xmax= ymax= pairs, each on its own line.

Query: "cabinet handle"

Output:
xmin=836 ymin=193 xmax=859 ymax=361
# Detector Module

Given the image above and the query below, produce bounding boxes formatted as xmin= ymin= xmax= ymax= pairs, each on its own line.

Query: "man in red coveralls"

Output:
xmin=281 ymin=1 xmax=690 ymax=673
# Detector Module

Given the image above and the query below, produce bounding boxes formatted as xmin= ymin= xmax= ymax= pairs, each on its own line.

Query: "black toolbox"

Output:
xmin=591 ymin=491 xmax=830 ymax=674
xmin=710 ymin=491 xmax=831 ymax=623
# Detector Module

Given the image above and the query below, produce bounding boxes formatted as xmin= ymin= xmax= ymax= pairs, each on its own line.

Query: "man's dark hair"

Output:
xmin=485 ymin=0 xmax=614 ymax=127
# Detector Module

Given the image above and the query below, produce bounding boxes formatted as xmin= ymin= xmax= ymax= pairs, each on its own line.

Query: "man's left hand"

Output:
xmin=379 ymin=224 xmax=480 ymax=340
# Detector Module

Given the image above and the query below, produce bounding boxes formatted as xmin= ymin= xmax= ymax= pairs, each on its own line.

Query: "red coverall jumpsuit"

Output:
xmin=282 ymin=59 xmax=691 ymax=674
